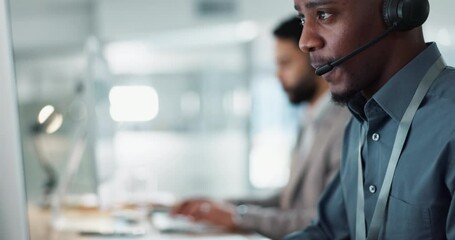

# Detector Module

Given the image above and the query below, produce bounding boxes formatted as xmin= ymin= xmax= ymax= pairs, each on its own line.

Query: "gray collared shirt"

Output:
xmin=285 ymin=43 xmax=455 ymax=240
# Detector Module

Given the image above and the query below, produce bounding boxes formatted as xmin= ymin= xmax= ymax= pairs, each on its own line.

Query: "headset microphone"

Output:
xmin=315 ymin=24 xmax=397 ymax=76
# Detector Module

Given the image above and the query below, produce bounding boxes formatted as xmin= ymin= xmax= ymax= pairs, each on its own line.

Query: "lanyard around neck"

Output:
xmin=355 ymin=56 xmax=446 ymax=240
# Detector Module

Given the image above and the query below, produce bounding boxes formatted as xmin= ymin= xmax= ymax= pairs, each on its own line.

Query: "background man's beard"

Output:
xmin=288 ymin=81 xmax=317 ymax=105
xmin=289 ymin=88 xmax=316 ymax=105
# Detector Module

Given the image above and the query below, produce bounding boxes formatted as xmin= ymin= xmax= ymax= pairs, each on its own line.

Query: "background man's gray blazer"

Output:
xmin=231 ymin=103 xmax=350 ymax=240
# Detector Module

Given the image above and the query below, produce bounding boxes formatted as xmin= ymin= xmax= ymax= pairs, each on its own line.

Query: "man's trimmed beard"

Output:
xmin=328 ymin=71 xmax=365 ymax=106
xmin=331 ymin=89 xmax=359 ymax=106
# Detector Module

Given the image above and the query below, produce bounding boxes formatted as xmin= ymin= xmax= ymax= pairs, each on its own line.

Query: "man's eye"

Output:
xmin=317 ymin=12 xmax=332 ymax=20
xmin=298 ymin=16 xmax=306 ymax=26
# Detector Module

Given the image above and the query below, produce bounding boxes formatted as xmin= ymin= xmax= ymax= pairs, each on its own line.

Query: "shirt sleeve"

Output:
xmin=228 ymin=192 xmax=281 ymax=208
xmin=234 ymin=204 xmax=316 ymax=240
xmin=284 ymin=172 xmax=351 ymax=240
xmin=445 ymin=131 xmax=455 ymax=239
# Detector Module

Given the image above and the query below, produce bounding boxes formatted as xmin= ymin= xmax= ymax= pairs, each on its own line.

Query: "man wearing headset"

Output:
xmin=286 ymin=0 xmax=455 ymax=239
xmin=171 ymin=17 xmax=350 ymax=240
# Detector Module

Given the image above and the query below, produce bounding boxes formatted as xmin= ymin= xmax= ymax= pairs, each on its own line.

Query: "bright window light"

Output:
xmin=223 ymin=89 xmax=251 ymax=117
xmin=232 ymin=89 xmax=251 ymax=117
xmin=249 ymin=131 xmax=293 ymax=188
xmin=109 ymin=86 xmax=159 ymax=122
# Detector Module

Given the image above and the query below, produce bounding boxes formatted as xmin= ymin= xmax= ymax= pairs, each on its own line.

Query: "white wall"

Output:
xmin=11 ymin=0 xmax=295 ymax=49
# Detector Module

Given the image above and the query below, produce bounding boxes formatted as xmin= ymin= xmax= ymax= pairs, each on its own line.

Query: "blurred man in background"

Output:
xmin=171 ymin=16 xmax=350 ymax=240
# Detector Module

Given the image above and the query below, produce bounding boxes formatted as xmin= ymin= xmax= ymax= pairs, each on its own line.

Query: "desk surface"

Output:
xmin=28 ymin=204 xmax=269 ymax=240
xmin=54 ymin=232 xmax=267 ymax=240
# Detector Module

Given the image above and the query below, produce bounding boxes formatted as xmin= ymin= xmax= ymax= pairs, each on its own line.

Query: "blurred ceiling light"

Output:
xmin=104 ymin=41 xmax=153 ymax=75
xmin=109 ymin=86 xmax=159 ymax=122
xmin=235 ymin=21 xmax=258 ymax=41
xmin=249 ymin=132 xmax=291 ymax=188
xmin=36 ymin=105 xmax=63 ymax=134
xmin=437 ymin=28 xmax=451 ymax=46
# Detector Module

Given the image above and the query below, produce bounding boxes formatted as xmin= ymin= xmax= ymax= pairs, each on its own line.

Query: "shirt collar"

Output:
xmin=349 ymin=42 xmax=442 ymax=123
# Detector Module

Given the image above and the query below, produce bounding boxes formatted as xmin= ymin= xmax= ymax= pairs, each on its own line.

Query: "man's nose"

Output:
xmin=299 ymin=21 xmax=323 ymax=53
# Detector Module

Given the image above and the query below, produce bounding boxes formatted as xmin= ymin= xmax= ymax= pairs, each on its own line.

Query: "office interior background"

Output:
xmin=9 ymin=0 xmax=455 ymax=212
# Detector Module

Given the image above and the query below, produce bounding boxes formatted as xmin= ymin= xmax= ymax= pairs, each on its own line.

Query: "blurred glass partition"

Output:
xmin=99 ymin=28 xmax=255 ymax=206
xmin=0 ymin=0 xmax=29 ymax=239
xmin=11 ymin=8 xmax=99 ymax=208
xmin=9 ymin=0 xmax=283 ymax=219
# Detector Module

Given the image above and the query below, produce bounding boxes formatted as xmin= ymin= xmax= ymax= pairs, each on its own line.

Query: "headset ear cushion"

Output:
xmin=382 ymin=0 xmax=395 ymax=28
xmin=398 ymin=0 xmax=430 ymax=31
xmin=383 ymin=0 xmax=430 ymax=31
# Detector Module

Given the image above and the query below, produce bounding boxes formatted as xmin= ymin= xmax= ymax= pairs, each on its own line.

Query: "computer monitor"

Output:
xmin=0 ymin=0 xmax=30 ymax=239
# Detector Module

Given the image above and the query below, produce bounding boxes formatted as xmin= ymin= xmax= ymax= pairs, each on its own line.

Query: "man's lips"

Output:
xmin=311 ymin=62 xmax=324 ymax=70
xmin=310 ymin=56 xmax=330 ymax=70
xmin=310 ymin=56 xmax=337 ymax=72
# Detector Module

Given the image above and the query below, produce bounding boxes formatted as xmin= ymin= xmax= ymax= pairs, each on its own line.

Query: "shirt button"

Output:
xmin=372 ymin=133 xmax=380 ymax=141
xmin=369 ymin=185 xmax=377 ymax=193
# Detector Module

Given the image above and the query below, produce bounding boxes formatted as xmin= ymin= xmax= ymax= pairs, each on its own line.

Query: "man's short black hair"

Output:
xmin=273 ymin=16 xmax=302 ymax=45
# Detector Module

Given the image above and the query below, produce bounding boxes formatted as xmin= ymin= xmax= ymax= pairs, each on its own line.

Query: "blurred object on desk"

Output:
xmin=109 ymin=190 xmax=177 ymax=212
xmin=28 ymin=203 xmax=52 ymax=240
xmin=152 ymin=211 xmax=224 ymax=235
xmin=27 ymin=202 xmax=149 ymax=240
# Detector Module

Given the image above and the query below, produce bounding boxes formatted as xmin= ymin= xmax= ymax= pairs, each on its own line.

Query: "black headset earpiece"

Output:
xmin=383 ymin=0 xmax=430 ymax=31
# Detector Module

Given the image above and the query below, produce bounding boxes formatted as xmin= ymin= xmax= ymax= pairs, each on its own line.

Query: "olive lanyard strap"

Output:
xmin=355 ymin=56 xmax=446 ymax=240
